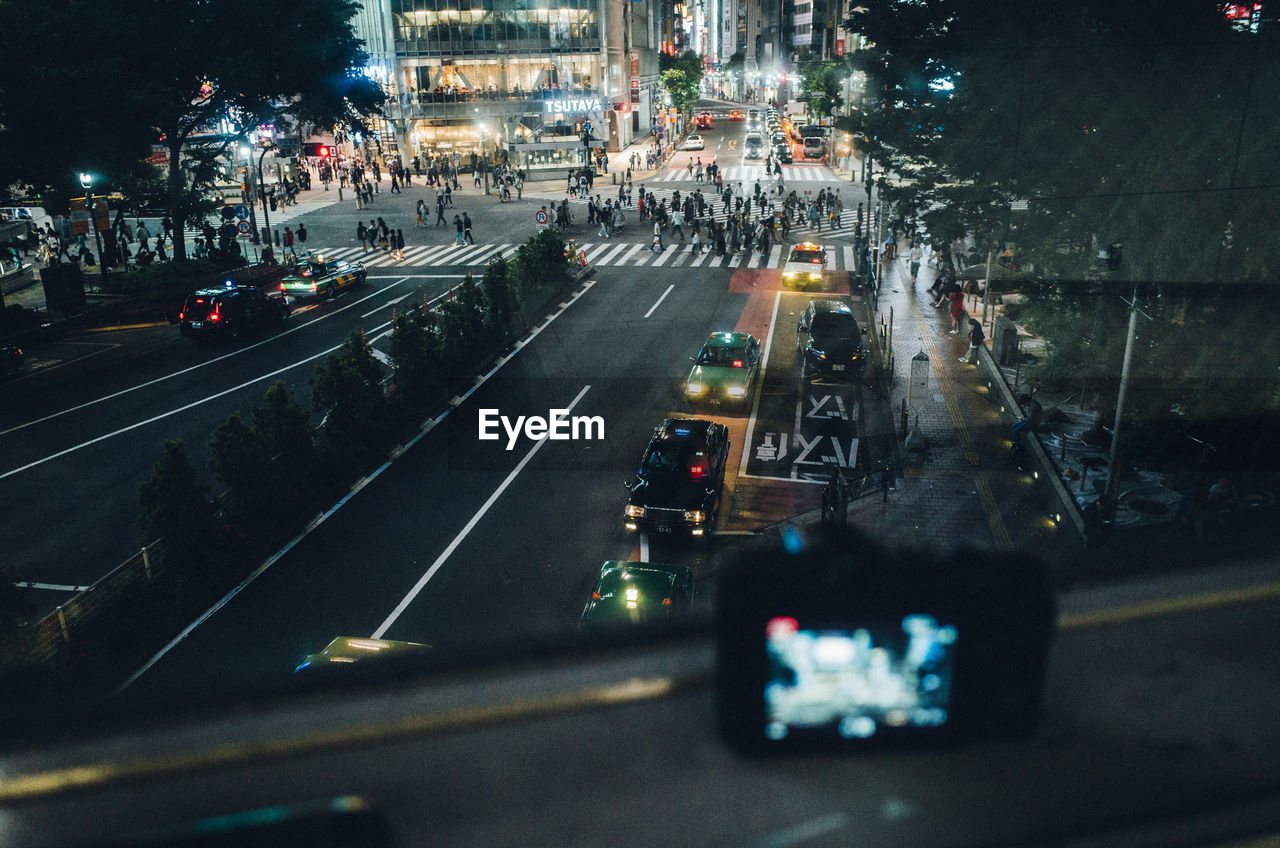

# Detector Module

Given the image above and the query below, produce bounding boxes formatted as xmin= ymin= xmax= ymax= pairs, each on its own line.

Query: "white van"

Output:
xmin=744 ymin=132 xmax=765 ymax=159
xmin=802 ymin=136 xmax=825 ymax=159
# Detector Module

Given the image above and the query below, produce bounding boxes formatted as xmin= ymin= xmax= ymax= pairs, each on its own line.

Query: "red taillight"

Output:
xmin=178 ymin=312 xmax=184 ymax=320
xmin=591 ymin=592 xmax=601 ymax=600
xmin=279 ymin=283 xmax=286 ymax=291
xmin=661 ymin=598 xmax=672 ymax=606
xmin=208 ymin=310 xmax=221 ymax=322
xmin=689 ymin=465 xmax=704 ymax=478
xmin=812 ymin=258 xmax=822 ymax=264
xmin=732 ymin=360 xmax=743 ymax=368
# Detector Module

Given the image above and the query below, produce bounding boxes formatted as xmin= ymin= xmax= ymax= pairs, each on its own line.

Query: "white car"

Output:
xmin=782 ymin=242 xmax=829 ymax=285
xmin=680 ymin=134 xmax=706 ymax=150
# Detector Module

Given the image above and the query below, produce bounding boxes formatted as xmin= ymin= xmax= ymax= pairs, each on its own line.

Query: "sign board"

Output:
xmin=631 ymin=89 xmax=640 ymax=104
xmin=629 ymin=50 xmax=640 ymax=76
xmin=234 ymin=204 xmax=251 ymax=220
xmin=836 ymin=38 xmax=845 ymax=56
xmin=544 ymin=98 xmax=602 ymax=114
xmin=68 ymin=197 xmax=108 ymax=236
xmin=146 ymin=147 xmax=170 ymax=166
xmin=236 ymin=219 xmax=252 ymax=237
xmin=907 ymin=351 xmax=930 ymax=411
xmin=630 ymin=78 xmax=639 ymax=89
xmin=534 ymin=209 xmax=549 ymax=225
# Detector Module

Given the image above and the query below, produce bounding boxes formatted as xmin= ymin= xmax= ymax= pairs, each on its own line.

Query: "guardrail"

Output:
xmin=820 ymin=462 xmax=893 ymax=527
xmin=25 ymin=542 xmax=167 ymax=666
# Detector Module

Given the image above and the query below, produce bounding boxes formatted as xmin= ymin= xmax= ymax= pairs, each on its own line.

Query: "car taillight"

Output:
xmin=689 ymin=465 xmax=705 ymax=479
xmin=591 ymin=592 xmax=601 ymax=600
xmin=178 ymin=312 xmax=184 ymax=320
xmin=732 ymin=360 xmax=743 ymax=368
xmin=662 ymin=598 xmax=672 ymax=606
xmin=208 ymin=310 xmax=221 ymax=322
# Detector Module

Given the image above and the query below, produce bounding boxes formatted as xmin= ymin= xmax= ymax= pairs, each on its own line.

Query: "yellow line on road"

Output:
xmin=81 ymin=321 xmax=171 ymax=332
xmin=1058 ymin=580 xmax=1280 ymax=631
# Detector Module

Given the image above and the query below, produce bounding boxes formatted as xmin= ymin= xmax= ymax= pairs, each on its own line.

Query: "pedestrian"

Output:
xmin=670 ymin=206 xmax=685 ymax=242
xmin=948 ymin=288 xmax=964 ymax=333
xmin=960 ymin=316 xmax=985 ymax=362
xmin=691 ymin=229 xmax=701 ymax=255
xmin=283 ymin=226 xmax=295 ymax=258
xmin=394 ymin=228 xmax=405 ymax=261
xmin=445 ymin=183 xmax=453 ymax=207
xmin=135 ymin=220 xmax=151 ymax=252
xmin=436 ymin=198 xmax=447 ymax=226
xmin=651 ymin=219 xmax=663 ymax=252
xmin=909 ymin=242 xmax=922 ymax=284
xmin=454 ymin=214 xmax=465 ymax=245
xmin=357 ymin=220 xmax=370 ymax=253
xmin=296 ymin=223 xmax=307 ymax=248
xmin=416 ymin=199 xmax=425 ymax=228
xmin=463 ymin=212 xmax=474 ymax=245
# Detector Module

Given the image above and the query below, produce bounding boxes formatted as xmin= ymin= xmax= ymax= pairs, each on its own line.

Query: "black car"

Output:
xmin=797 ymin=299 xmax=869 ymax=382
xmin=774 ymin=143 xmax=793 ymax=163
xmin=1 ymin=343 xmax=23 ymax=378
xmin=623 ymin=418 xmax=730 ymax=537
xmin=179 ymin=284 xmax=290 ymax=342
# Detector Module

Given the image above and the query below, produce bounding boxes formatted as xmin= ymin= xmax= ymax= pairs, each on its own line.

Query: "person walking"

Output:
xmin=394 ymin=228 xmax=406 ymax=261
xmin=357 ymin=220 xmax=370 ymax=253
xmin=462 ymin=212 xmax=474 ymax=245
xmin=948 ymin=287 xmax=964 ymax=333
xmin=690 ymin=228 xmax=701 ymax=255
xmin=454 ymin=214 xmax=465 ymax=245
xmin=960 ymin=316 xmax=985 ymax=362
xmin=908 ymin=242 xmax=923 ymax=285
xmin=670 ymin=206 xmax=685 ymax=242
xmin=283 ymin=226 xmax=295 ymax=258
xmin=651 ymin=219 xmax=664 ymax=252
xmin=416 ymin=199 xmax=426 ymax=228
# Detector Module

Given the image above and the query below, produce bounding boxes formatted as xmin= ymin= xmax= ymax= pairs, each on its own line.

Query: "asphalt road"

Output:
xmin=2 ymin=113 xmax=886 ymax=692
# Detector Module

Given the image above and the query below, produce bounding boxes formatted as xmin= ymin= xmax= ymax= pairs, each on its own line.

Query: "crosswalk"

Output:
xmin=647 ymin=165 xmax=833 ymax=183
xmin=310 ymin=241 xmax=868 ymax=272
xmin=543 ymin=185 xmax=862 ymax=241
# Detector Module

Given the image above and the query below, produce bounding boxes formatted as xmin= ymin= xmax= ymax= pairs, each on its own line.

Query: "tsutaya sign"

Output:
xmin=544 ymin=98 xmax=603 ymax=114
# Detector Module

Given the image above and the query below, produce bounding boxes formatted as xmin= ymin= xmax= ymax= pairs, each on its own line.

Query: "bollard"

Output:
xmin=337 ymin=185 xmax=343 ymax=201
xmin=273 ymin=229 xmax=280 ymax=247
xmin=900 ymin=398 xmax=909 ymax=440
xmin=141 ymin=545 xmax=152 ymax=580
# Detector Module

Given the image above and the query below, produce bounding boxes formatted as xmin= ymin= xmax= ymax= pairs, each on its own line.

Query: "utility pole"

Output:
xmin=1105 ymin=284 xmax=1148 ymax=517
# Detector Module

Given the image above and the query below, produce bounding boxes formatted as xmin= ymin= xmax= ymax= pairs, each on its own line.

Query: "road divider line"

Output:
xmin=644 ymin=285 xmax=675 ymax=318
xmin=639 ymin=533 xmax=650 ymax=563
xmin=117 ymin=278 xmax=600 ymax=688
xmin=740 ymin=290 xmax=784 ymax=478
xmin=0 ymin=278 xmax=412 ymax=439
xmin=1 ymin=320 xmax=393 ymax=481
xmin=372 ymin=384 xmax=592 ymax=639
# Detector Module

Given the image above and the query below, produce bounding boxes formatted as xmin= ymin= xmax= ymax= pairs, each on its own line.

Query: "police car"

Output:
xmin=280 ymin=254 xmax=366 ymax=299
xmin=782 ymin=242 xmax=828 ymax=285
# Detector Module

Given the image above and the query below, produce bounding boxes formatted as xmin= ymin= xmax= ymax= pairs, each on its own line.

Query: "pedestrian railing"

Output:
xmin=820 ymin=462 xmax=894 ymax=527
xmin=24 ymin=542 xmax=167 ymax=667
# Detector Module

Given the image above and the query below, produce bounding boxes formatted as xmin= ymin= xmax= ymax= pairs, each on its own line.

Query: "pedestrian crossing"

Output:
xmin=550 ymin=185 xmax=863 ymax=241
xmin=648 ymin=165 xmax=834 ymax=183
xmin=309 ymin=240 xmax=868 ymax=272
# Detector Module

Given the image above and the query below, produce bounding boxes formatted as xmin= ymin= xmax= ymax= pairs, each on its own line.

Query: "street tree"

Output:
xmin=138 ymin=440 xmax=216 ymax=568
xmin=660 ymin=51 xmax=705 ymax=113
xmin=797 ymin=54 xmax=846 ymax=118
xmin=0 ymin=0 xmax=385 ymax=261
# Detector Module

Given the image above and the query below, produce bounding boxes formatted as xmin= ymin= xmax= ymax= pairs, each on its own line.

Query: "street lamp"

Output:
xmin=77 ymin=172 xmax=108 ymax=287
xmin=257 ymin=141 xmax=276 ymax=250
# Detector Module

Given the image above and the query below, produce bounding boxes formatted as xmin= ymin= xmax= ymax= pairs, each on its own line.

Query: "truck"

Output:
xmin=786 ymin=100 xmax=807 ymax=121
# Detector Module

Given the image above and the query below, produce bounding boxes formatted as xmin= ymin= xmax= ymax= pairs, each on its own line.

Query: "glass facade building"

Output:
xmin=353 ymin=0 xmax=664 ymax=172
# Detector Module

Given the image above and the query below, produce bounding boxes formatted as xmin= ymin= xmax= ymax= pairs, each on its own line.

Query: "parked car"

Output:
xmin=179 ymin=283 xmax=290 ymax=342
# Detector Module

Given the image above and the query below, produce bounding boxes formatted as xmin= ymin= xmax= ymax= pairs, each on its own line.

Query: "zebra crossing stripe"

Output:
xmin=844 ymin=246 xmax=855 ymax=270
xmin=618 ymin=243 xmax=644 ymax=265
xmin=768 ymin=245 xmax=783 ymax=267
xmin=729 ymin=252 xmax=743 ymax=268
xmin=584 ymin=243 xmax=612 ymax=263
xmin=468 ymin=244 xmax=507 ymax=264
xmin=690 ymin=249 xmax=711 ymax=267
xmin=598 ymin=243 xmax=630 ymax=265
xmin=651 ymin=244 xmax=678 ymax=266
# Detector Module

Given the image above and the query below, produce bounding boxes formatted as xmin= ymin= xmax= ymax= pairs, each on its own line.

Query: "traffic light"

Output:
xmin=302 ymin=142 xmax=332 ymax=158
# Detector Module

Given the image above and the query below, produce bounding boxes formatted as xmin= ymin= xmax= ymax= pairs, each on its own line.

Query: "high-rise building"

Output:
xmin=351 ymin=0 xmax=662 ymax=174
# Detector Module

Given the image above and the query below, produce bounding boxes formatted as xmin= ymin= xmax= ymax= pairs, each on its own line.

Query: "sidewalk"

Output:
xmin=826 ymin=244 xmax=1073 ymax=565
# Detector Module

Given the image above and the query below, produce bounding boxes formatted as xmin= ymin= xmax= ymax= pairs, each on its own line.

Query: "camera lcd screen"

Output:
xmin=763 ymin=614 xmax=958 ymax=741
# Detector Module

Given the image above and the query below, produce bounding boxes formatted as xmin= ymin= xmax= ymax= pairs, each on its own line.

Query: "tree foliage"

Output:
xmin=0 ymin=0 xmax=385 ymax=260
xmin=138 ymin=440 xmax=216 ymax=563
xmin=845 ymin=0 xmax=1279 ymax=284
xmin=660 ymin=51 xmax=705 ymax=113
xmin=797 ymin=54 xmax=846 ymax=118
xmin=312 ymin=331 xmax=390 ymax=467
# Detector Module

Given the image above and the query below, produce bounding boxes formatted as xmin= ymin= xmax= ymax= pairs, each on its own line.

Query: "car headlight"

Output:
xmin=726 ymin=386 xmax=746 ymax=398
xmin=812 ymin=349 xmax=826 ymax=359
xmin=625 ymin=504 xmax=646 ymax=519
xmin=683 ymin=510 xmax=706 ymax=524
xmin=686 ymin=382 xmax=704 ymax=394
xmin=808 ymin=272 xmax=821 ymax=279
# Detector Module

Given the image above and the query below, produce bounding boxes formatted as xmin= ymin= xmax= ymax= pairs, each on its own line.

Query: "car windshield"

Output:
xmin=696 ymin=346 xmax=749 ymax=367
xmin=4 ymin=5 xmax=1279 ymax=845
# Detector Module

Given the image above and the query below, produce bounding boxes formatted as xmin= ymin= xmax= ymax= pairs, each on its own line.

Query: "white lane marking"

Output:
xmin=0 ymin=279 xmax=412 ymax=440
xmin=372 ymin=384 xmax=592 ymax=639
xmin=748 ymin=250 xmax=762 ymax=269
xmin=14 ymin=581 xmax=90 ymax=592
xmin=361 ymin=292 xmax=412 ymax=318
xmin=598 ymin=243 xmax=630 ymax=264
xmin=729 ymin=252 xmax=743 ymax=267
xmin=117 ymin=279 xmax=601 ymax=690
xmin=844 ymin=245 xmax=855 ymax=270
xmin=617 ymin=243 xmax=644 ymax=265
xmin=584 ymin=243 xmax=613 ymax=263
xmin=0 ymin=323 xmax=393 ymax=481
xmin=644 ymin=284 xmax=676 ymax=319
xmin=740 ymin=289 xmax=784 ymax=478
xmin=639 ymin=533 xmax=650 ymax=562
xmin=768 ymin=245 xmax=783 ymax=267
xmin=651 ymin=244 xmax=678 ymax=266
xmin=367 ymin=274 xmax=463 ymax=279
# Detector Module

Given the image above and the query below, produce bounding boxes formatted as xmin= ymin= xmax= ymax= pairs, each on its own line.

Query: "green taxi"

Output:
xmin=685 ymin=331 xmax=762 ymax=405
xmin=294 ymin=636 xmax=431 ymax=673
xmin=280 ymin=254 xmax=367 ymax=299
xmin=579 ymin=561 xmax=694 ymax=628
